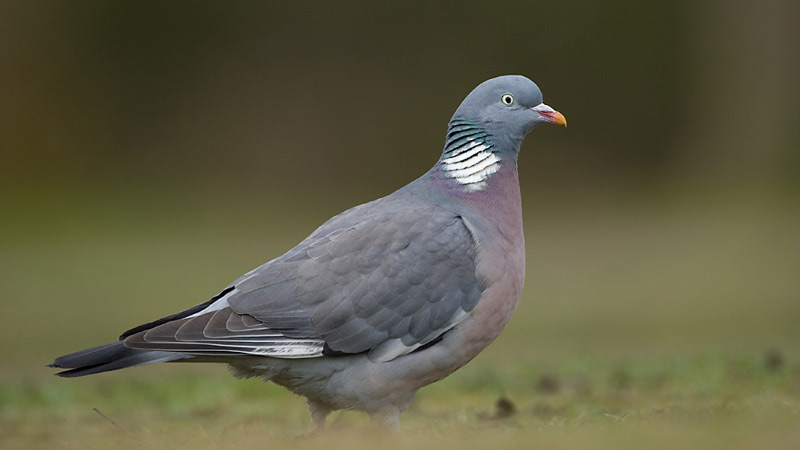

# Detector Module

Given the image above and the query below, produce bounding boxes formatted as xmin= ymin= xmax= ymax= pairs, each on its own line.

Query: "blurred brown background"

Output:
xmin=1 ymin=1 xmax=798 ymax=371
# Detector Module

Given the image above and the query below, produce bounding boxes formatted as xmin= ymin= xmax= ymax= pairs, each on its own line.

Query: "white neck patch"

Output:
xmin=441 ymin=140 xmax=501 ymax=191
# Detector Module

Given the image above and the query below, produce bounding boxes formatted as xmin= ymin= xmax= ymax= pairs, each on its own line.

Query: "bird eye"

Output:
xmin=501 ymin=94 xmax=514 ymax=106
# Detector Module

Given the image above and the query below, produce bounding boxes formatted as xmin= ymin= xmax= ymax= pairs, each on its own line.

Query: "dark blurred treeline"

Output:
xmin=1 ymin=1 xmax=798 ymax=199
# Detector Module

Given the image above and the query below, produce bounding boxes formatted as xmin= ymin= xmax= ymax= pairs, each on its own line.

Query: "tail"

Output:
xmin=50 ymin=341 xmax=188 ymax=378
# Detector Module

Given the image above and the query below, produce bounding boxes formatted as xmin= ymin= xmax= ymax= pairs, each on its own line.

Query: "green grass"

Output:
xmin=2 ymin=354 xmax=799 ymax=449
xmin=2 ymin=182 xmax=799 ymax=448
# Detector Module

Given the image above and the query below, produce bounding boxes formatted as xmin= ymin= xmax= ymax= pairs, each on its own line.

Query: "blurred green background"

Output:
xmin=1 ymin=1 xmax=799 ymax=448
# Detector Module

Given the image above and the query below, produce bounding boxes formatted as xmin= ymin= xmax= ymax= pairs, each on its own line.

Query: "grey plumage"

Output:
xmin=50 ymin=75 xmax=567 ymax=430
xmin=50 ymin=341 xmax=185 ymax=378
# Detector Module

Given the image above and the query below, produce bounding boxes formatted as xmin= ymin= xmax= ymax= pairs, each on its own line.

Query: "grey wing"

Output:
xmin=124 ymin=307 xmax=326 ymax=358
xmin=232 ymin=206 xmax=484 ymax=362
xmin=125 ymin=203 xmax=484 ymax=363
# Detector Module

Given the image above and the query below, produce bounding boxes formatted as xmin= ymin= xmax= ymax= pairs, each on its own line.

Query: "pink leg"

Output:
xmin=307 ymin=399 xmax=332 ymax=433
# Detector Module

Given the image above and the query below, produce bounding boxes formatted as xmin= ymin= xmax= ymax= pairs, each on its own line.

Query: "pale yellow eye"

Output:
xmin=501 ymin=94 xmax=514 ymax=106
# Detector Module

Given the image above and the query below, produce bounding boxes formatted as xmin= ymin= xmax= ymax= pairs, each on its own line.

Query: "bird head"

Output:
xmin=449 ymin=75 xmax=566 ymax=151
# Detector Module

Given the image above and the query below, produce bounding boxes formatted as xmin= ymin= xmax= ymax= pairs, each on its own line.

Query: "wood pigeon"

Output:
xmin=50 ymin=75 xmax=567 ymax=431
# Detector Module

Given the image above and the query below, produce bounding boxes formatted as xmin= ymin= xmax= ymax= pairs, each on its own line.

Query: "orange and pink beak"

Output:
xmin=532 ymin=103 xmax=567 ymax=127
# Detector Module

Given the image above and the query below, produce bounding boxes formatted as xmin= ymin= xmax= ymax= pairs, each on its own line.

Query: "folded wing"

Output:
xmin=125 ymin=199 xmax=484 ymax=363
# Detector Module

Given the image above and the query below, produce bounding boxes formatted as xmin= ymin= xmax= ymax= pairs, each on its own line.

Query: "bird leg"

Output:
xmin=369 ymin=406 xmax=402 ymax=432
xmin=306 ymin=399 xmax=332 ymax=433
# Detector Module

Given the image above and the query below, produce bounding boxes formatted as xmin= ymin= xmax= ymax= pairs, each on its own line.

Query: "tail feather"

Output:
xmin=50 ymin=341 xmax=188 ymax=377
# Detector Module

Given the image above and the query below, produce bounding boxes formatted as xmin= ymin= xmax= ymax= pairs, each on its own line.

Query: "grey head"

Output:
xmin=437 ymin=75 xmax=566 ymax=191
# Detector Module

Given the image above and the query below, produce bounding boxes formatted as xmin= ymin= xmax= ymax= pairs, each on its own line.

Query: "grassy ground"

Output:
xmin=1 ymin=182 xmax=799 ymax=448
xmin=2 ymin=353 xmax=799 ymax=449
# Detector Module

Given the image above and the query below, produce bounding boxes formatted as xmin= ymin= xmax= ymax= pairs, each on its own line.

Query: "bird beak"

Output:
xmin=532 ymin=103 xmax=567 ymax=127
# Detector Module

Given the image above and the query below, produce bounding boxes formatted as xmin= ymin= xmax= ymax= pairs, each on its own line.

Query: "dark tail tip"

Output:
xmin=51 ymin=340 xmax=186 ymax=377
